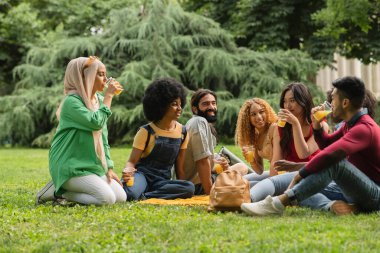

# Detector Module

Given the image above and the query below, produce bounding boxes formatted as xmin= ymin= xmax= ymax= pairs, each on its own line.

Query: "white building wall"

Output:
xmin=316 ymin=53 xmax=380 ymax=99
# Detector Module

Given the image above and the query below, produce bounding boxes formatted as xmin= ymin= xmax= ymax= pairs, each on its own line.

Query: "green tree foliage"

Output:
xmin=313 ymin=0 xmax=380 ymax=64
xmin=183 ymin=0 xmax=336 ymax=63
xmin=0 ymin=0 xmax=321 ymax=147
xmin=0 ymin=1 xmax=43 ymax=95
xmin=0 ymin=0 xmax=140 ymax=96
xmin=184 ymin=0 xmax=380 ymax=64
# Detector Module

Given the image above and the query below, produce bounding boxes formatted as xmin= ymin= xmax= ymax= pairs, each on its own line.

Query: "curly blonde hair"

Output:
xmin=235 ymin=98 xmax=277 ymax=148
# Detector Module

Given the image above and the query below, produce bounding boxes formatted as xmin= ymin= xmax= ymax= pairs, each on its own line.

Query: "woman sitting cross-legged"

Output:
xmin=121 ymin=78 xmax=195 ymax=200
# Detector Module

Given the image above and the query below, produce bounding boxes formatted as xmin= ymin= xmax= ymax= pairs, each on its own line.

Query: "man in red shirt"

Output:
xmin=241 ymin=76 xmax=380 ymax=216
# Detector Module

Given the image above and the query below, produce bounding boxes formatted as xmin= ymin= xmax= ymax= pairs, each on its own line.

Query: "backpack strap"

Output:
xmin=140 ymin=124 xmax=155 ymax=151
xmin=141 ymin=124 xmax=186 ymax=151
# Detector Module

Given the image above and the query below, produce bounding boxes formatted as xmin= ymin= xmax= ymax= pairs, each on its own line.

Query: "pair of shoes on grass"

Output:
xmin=36 ymin=180 xmax=67 ymax=205
xmin=36 ymin=180 xmax=55 ymax=205
xmin=241 ymin=196 xmax=358 ymax=216
xmin=241 ymin=195 xmax=284 ymax=216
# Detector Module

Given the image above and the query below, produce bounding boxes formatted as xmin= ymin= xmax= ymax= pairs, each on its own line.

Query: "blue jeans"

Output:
xmin=123 ymin=172 xmax=194 ymax=200
xmin=251 ymin=171 xmax=332 ymax=210
xmin=321 ymin=182 xmax=353 ymax=203
xmin=124 ymin=124 xmax=194 ymax=200
xmin=244 ymin=171 xmax=270 ymax=188
xmin=194 ymin=174 xmax=218 ymax=195
xmin=286 ymin=159 xmax=380 ymax=212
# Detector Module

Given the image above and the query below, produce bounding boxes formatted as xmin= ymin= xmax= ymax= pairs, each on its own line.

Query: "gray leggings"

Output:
xmin=62 ymin=175 xmax=126 ymax=205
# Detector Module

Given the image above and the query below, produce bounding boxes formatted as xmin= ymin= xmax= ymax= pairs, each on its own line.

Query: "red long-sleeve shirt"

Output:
xmin=299 ymin=112 xmax=380 ymax=184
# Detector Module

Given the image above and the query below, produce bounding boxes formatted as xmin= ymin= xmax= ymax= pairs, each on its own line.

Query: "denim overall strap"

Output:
xmin=136 ymin=124 xmax=185 ymax=182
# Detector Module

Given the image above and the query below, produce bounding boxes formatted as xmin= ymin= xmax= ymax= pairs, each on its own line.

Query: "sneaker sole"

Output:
xmin=241 ymin=204 xmax=280 ymax=216
xmin=35 ymin=180 xmax=54 ymax=205
xmin=241 ymin=203 xmax=283 ymax=216
xmin=241 ymin=204 xmax=256 ymax=216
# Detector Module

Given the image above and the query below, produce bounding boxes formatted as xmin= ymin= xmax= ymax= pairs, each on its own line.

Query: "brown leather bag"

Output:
xmin=208 ymin=170 xmax=251 ymax=212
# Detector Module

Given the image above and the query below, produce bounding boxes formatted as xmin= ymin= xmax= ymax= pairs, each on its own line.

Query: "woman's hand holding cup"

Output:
xmin=122 ymin=167 xmax=136 ymax=187
xmin=242 ymin=145 xmax=255 ymax=163
xmin=213 ymin=154 xmax=228 ymax=174
xmin=106 ymin=77 xmax=123 ymax=96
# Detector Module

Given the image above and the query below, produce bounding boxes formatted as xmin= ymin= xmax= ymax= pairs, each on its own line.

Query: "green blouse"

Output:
xmin=49 ymin=94 xmax=113 ymax=195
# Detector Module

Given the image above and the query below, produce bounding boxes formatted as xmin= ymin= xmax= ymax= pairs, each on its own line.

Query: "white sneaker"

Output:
xmin=241 ymin=195 xmax=284 ymax=216
xmin=35 ymin=180 xmax=55 ymax=205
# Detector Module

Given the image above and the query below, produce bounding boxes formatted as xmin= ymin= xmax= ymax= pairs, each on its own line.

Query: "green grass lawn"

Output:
xmin=1 ymin=147 xmax=380 ymax=252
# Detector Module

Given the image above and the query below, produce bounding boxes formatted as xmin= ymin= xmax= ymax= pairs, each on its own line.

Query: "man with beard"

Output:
xmin=183 ymin=89 xmax=247 ymax=195
xmin=241 ymin=76 xmax=380 ymax=216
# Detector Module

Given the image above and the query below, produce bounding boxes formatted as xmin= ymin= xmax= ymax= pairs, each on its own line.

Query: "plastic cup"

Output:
xmin=313 ymin=110 xmax=332 ymax=121
xmin=313 ymin=101 xmax=332 ymax=121
xmin=114 ymin=89 xmax=123 ymax=95
xmin=243 ymin=145 xmax=254 ymax=163
xmin=214 ymin=164 xmax=223 ymax=174
xmin=127 ymin=177 xmax=134 ymax=187
xmin=106 ymin=77 xmax=123 ymax=95
xmin=277 ymin=119 xmax=286 ymax=127
xmin=123 ymin=167 xmax=135 ymax=187
xmin=213 ymin=154 xmax=224 ymax=174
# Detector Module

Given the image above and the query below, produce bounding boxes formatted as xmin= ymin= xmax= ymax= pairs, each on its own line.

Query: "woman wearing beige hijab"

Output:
xmin=36 ymin=56 xmax=126 ymax=205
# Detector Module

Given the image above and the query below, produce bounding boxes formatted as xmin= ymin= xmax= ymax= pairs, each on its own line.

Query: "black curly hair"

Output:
xmin=142 ymin=78 xmax=187 ymax=122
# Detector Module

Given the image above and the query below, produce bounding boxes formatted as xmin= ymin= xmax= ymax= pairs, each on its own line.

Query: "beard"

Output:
xmin=196 ymin=108 xmax=218 ymax=123
xmin=331 ymin=113 xmax=342 ymax=124
xmin=332 ymin=104 xmax=344 ymax=122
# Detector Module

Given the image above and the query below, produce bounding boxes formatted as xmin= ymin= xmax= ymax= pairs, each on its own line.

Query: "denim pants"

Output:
xmin=251 ymin=171 xmax=332 ymax=210
xmin=123 ymin=172 xmax=194 ymax=200
xmin=244 ymin=171 xmax=270 ymax=188
xmin=286 ymin=159 xmax=380 ymax=212
xmin=123 ymin=124 xmax=194 ymax=200
xmin=321 ymin=182 xmax=353 ymax=203
xmin=194 ymin=174 xmax=218 ymax=195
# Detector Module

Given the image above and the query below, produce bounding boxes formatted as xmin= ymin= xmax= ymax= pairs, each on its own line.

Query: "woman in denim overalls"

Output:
xmin=121 ymin=78 xmax=194 ymax=200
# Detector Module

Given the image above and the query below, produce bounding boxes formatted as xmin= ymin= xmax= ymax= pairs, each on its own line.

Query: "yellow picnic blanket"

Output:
xmin=138 ymin=195 xmax=209 ymax=206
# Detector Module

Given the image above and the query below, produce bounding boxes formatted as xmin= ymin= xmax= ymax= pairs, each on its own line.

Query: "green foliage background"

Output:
xmin=1 ymin=0 xmax=379 ymax=147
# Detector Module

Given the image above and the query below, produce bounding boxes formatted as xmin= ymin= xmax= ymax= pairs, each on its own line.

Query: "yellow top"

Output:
xmin=257 ymin=123 xmax=275 ymax=161
xmin=133 ymin=122 xmax=189 ymax=158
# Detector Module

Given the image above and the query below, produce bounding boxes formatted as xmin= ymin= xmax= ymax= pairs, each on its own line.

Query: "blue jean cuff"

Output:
xmin=325 ymin=201 xmax=335 ymax=211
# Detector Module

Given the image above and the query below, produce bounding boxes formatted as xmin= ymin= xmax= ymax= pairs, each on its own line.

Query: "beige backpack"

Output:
xmin=208 ymin=170 xmax=251 ymax=212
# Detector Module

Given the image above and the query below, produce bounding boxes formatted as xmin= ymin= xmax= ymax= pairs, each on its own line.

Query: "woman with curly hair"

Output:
xmin=235 ymin=98 xmax=278 ymax=175
xmin=247 ymin=83 xmax=331 ymax=211
xmin=121 ymin=78 xmax=194 ymax=200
